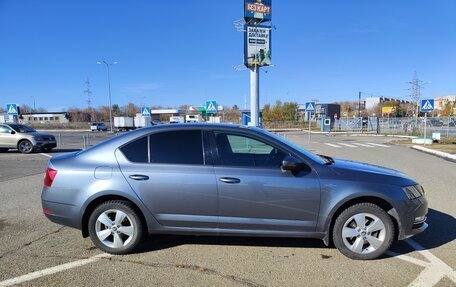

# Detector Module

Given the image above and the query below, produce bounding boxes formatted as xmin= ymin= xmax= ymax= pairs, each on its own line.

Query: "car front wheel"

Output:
xmin=333 ymin=203 xmax=394 ymax=260
xmin=18 ymin=140 xmax=34 ymax=154
xmin=88 ymin=200 xmax=143 ymax=255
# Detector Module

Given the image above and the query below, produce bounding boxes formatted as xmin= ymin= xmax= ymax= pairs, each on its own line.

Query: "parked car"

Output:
xmin=151 ymin=119 xmax=162 ymax=126
xmin=90 ymin=122 xmax=108 ymax=131
xmin=41 ymin=124 xmax=428 ymax=260
xmin=425 ymin=119 xmax=444 ymax=127
xmin=0 ymin=123 xmax=56 ymax=153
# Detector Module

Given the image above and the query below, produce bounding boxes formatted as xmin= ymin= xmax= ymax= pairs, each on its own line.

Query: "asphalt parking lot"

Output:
xmin=0 ymin=131 xmax=455 ymax=287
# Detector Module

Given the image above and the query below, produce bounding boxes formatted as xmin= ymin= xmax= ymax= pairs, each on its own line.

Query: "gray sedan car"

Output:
xmin=0 ymin=123 xmax=56 ymax=153
xmin=41 ymin=124 xmax=428 ymax=259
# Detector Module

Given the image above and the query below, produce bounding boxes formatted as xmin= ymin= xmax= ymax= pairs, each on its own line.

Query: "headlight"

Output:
xmin=402 ymin=185 xmax=425 ymax=199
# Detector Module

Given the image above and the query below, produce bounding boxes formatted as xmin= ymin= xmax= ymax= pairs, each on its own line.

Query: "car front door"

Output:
xmin=210 ymin=131 xmax=321 ymax=232
xmin=116 ymin=129 xmax=218 ymax=228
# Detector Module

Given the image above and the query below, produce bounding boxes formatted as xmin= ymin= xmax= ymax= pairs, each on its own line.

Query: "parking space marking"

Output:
xmin=386 ymin=239 xmax=456 ymax=287
xmin=405 ymin=239 xmax=456 ymax=287
xmin=352 ymin=143 xmax=375 ymax=147
xmin=324 ymin=143 xmax=342 ymax=148
xmin=0 ymin=253 xmax=112 ymax=287
xmin=338 ymin=143 xmax=357 ymax=147
xmin=40 ymin=153 xmax=52 ymax=158
xmin=366 ymin=142 xmax=390 ymax=148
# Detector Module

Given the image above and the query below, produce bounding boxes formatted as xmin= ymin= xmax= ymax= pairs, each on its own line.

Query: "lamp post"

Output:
xmin=97 ymin=60 xmax=118 ymax=132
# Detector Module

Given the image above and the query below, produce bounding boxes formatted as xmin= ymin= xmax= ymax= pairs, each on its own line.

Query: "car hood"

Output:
xmin=28 ymin=132 xmax=55 ymax=138
xmin=330 ymin=158 xmax=408 ymax=178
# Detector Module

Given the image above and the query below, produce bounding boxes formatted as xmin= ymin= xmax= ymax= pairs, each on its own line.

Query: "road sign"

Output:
xmin=305 ymin=102 xmax=316 ymax=112
xmin=141 ymin=106 xmax=151 ymax=117
xmin=420 ymin=99 xmax=434 ymax=112
xmin=6 ymin=104 xmax=18 ymax=115
xmin=205 ymin=100 xmax=218 ymax=114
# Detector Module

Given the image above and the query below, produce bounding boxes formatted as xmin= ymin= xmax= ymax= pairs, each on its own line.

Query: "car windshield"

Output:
xmin=252 ymin=127 xmax=328 ymax=165
xmin=9 ymin=124 xmax=36 ymax=133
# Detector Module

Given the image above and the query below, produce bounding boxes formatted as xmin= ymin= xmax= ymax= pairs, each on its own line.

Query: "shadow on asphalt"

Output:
xmin=135 ymin=208 xmax=455 ymax=259
xmin=135 ymin=235 xmax=326 ymax=255
xmin=45 ymin=148 xmax=82 ymax=153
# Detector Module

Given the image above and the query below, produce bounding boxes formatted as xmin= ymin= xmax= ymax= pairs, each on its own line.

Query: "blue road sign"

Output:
xmin=305 ymin=102 xmax=316 ymax=112
xmin=6 ymin=103 xmax=18 ymax=115
xmin=420 ymin=99 xmax=434 ymax=112
xmin=141 ymin=106 xmax=151 ymax=117
xmin=206 ymin=100 xmax=218 ymax=114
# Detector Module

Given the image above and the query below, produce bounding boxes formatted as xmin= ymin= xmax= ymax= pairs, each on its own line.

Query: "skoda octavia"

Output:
xmin=41 ymin=124 xmax=427 ymax=260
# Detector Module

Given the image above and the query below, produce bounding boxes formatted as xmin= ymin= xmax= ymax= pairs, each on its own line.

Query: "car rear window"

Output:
xmin=120 ymin=136 xmax=148 ymax=163
xmin=149 ymin=130 xmax=203 ymax=165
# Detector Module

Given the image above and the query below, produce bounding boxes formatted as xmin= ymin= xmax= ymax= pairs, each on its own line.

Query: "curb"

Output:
xmin=411 ymin=145 xmax=456 ymax=162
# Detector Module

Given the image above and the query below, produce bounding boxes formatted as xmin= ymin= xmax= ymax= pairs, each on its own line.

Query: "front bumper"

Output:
xmin=397 ymin=196 xmax=428 ymax=240
xmin=34 ymin=140 xmax=57 ymax=149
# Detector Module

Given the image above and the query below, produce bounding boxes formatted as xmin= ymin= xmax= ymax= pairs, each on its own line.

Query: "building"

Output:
xmin=298 ymin=103 xmax=341 ymax=121
xmin=365 ymin=97 xmax=410 ymax=110
xmin=434 ymin=95 xmax=456 ymax=111
xmin=150 ymin=109 xmax=186 ymax=121
xmin=21 ymin=112 xmax=70 ymax=124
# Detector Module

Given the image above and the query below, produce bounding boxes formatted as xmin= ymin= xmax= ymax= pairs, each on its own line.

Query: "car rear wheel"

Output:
xmin=18 ymin=140 xmax=34 ymax=154
xmin=332 ymin=203 xmax=394 ymax=260
xmin=88 ymin=200 xmax=143 ymax=254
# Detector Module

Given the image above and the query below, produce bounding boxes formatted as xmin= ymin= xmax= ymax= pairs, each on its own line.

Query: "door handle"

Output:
xmin=129 ymin=174 xmax=149 ymax=181
xmin=219 ymin=177 xmax=241 ymax=184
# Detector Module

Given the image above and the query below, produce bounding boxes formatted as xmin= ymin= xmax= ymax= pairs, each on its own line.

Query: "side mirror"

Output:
xmin=9 ymin=130 xmax=16 ymax=135
xmin=281 ymin=156 xmax=306 ymax=174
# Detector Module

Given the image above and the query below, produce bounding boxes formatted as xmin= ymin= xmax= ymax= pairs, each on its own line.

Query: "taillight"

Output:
xmin=44 ymin=167 xmax=58 ymax=187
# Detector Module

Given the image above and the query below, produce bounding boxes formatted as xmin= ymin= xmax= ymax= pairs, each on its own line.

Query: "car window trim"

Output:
xmin=208 ymin=130 xmax=306 ymax=170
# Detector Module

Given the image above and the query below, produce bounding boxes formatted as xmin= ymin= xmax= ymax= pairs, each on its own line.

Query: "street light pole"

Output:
xmin=97 ymin=61 xmax=117 ymax=132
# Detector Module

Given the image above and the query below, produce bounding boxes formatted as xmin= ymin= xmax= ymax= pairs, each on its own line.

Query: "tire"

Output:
xmin=17 ymin=140 xmax=34 ymax=154
xmin=88 ymin=200 xmax=143 ymax=255
xmin=332 ymin=203 xmax=394 ymax=260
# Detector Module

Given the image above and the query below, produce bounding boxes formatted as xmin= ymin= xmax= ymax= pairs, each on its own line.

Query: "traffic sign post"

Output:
xmin=420 ymin=99 xmax=435 ymax=146
xmin=141 ymin=107 xmax=151 ymax=117
xmin=6 ymin=104 xmax=19 ymax=115
xmin=305 ymin=102 xmax=316 ymax=144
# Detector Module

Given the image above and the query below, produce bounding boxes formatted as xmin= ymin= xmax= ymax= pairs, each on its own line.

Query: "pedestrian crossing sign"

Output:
xmin=206 ymin=100 xmax=218 ymax=114
xmin=305 ymin=102 xmax=316 ymax=112
xmin=141 ymin=106 xmax=151 ymax=117
xmin=420 ymin=99 xmax=434 ymax=112
xmin=6 ymin=103 xmax=19 ymax=115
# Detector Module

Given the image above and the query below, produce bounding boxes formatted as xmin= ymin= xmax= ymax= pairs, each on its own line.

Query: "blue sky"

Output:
xmin=0 ymin=0 xmax=455 ymax=111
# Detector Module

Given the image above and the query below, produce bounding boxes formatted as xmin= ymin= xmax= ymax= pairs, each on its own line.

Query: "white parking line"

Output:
xmin=324 ymin=143 xmax=341 ymax=148
xmin=40 ymin=153 xmax=52 ymax=158
xmin=338 ymin=143 xmax=357 ymax=148
xmin=352 ymin=143 xmax=375 ymax=147
xmin=366 ymin=142 xmax=390 ymax=148
xmin=0 ymin=253 xmax=112 ymax=287
xmin=386 ymin=239 xmax=456 ymax=287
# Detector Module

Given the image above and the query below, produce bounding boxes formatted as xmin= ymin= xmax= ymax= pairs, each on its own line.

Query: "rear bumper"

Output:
xmin=42 ymin=199 xmax=82 ymax=230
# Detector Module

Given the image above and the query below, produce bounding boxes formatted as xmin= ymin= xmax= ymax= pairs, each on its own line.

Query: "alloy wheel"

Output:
xmin=341 ymin=213 xmax=386 ymax=254
xmin=95 ymin=209 xmax=135 ymax=249
xmin=19 ymin=141 xmax=33 ymax=153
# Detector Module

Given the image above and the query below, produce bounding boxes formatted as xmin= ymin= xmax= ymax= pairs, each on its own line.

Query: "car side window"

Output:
xmin=0 ymin=126 xmax=10 ymax=134
xmin=149 ymin=130 xmax=204 ymax=165
xmin=214 ymin=132 xmax=288 ymax=168
xmin=120 ymin=136 xmax=148 ymax=163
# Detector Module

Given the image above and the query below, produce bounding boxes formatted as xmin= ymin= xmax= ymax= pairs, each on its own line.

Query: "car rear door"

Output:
xmin=116 ymin=129 xmax=218 ymax=228
xmin=210 ymin=130 xmax=321 ymax=232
